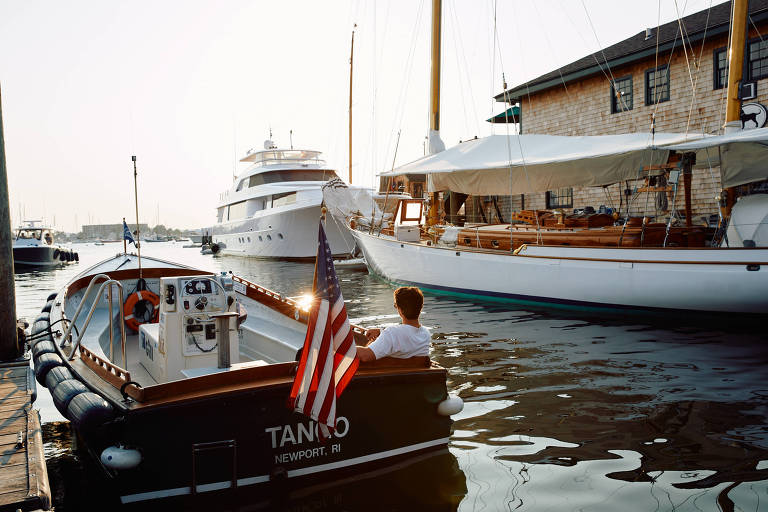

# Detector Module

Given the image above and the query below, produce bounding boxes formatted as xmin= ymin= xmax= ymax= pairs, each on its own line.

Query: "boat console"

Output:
xmin=139 ymin=275 xmax=239 ymax=383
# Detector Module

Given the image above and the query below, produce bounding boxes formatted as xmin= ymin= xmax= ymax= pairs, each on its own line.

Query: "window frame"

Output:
xmin=645 ymin=65 xmax=670 ymax=106
xmin=747 ymin=36 xmax=768 ymax=81
xmin=610 ymin=75 xmax=633 ymax=114
xmin=545 ymin=188 xmax=574 ymax=210
xmin=713 ymin=46 xmax=728 ymax=90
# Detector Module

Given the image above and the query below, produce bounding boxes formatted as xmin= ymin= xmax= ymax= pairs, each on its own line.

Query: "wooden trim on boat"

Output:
xmin=130 ymin=357 xmax=440 ymax=407
xmin=513 ymin=253 xmax=768 ymax=265
xmin=232 ymin=274 xmax=368 ymax=343
xmin=79 ymin=345 xmax=132 ymax=392
xmin=68 ymin=267 xmax=212 ymax=296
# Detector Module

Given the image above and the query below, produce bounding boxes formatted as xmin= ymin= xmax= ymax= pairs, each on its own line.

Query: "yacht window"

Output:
xmin=217 ymin=207 xmax=226 ymax=223
xmin=228 ymin=201 xmax=247 ymax=220
xmin=272 ymin=192 xmax=297 ymax=208
xmin=235 ymin=179 xmax=247 ymax=192
xmin=248 ymin=169 xmax=338 ymax=187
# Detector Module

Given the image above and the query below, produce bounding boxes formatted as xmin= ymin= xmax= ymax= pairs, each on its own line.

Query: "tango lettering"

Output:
xmin=264 ymin=416 xmax=350 ymax=449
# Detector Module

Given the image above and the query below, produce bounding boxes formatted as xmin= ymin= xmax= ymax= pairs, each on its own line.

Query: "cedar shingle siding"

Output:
xmin=470 ymin=0 xmax=768 ymax=224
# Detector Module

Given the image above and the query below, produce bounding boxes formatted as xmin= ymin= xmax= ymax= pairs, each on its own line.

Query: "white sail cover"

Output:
xmin=664 ymin=127 xmax=768 ymax=188
xmin=381 ymin=133 xmax=703 ymax=195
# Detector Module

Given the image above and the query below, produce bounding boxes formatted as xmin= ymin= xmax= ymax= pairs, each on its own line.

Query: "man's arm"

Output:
xmin=356 ymin=345 xmax=376 ymax=362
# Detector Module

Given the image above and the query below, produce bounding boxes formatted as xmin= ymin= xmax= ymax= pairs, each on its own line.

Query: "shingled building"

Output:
xmin=467 ymin=0 xmax=768 ymax=225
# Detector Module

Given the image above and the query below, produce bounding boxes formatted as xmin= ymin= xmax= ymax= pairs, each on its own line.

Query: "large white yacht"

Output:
xmin=208 ymin=140 xmax=356 ymax=260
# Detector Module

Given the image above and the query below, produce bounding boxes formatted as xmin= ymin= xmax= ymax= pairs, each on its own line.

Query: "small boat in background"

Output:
xmin=12 ymin=220 xmax=78 ymax=269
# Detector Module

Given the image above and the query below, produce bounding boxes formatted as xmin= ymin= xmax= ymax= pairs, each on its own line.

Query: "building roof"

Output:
xmin=497 ymin=0 xmax=768 ymax=103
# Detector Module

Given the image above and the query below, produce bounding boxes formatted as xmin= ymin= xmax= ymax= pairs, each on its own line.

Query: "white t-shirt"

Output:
xmin=368 ymin=324 xmax=431 ymax=359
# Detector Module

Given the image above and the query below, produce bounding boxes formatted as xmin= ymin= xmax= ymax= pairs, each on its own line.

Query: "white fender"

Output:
xmin=437 ymin=394 xmax=464 ymax=416
xmin=100 ymin=445 xmax=142 ymax=470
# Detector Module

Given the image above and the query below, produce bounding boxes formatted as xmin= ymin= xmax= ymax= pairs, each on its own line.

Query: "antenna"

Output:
xmin=131 ymin=155 xmax=142 ymax=278
xmin=290 ymin=129 xmax=293 ymax=149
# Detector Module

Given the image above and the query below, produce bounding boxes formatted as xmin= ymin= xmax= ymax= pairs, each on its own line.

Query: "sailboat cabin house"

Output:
xmin=462 ymin=0 xmax=768 ymax=226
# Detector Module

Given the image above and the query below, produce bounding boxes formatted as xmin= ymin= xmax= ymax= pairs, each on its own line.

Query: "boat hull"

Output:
xmin=210 ymin=203 xmax=355 ymax=259
xmin=70 ymin=366 xmax=451 ymax=504
xmin=351 ymin=229 xmax=768 ymax=313
xmin=13 ymin=245 xmax=75 ymax=268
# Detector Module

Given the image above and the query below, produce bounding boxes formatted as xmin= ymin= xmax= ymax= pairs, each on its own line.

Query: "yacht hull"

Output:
xmin=211 ymin=203 xmax=355 ymax=259
xmin=351 ymin=229 xmax=768 ymax=314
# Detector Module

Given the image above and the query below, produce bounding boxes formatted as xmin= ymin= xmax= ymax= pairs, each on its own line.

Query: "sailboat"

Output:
xmin=329 ymin=0 xmax=768 ymax=314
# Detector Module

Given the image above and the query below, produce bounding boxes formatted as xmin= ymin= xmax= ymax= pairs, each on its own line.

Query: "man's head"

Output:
xmin=394 ymin=287 xmax=423 ymax=320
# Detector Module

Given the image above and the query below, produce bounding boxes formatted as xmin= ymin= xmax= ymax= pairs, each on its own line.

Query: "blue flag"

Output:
xmin=123 ymin=220 xmax=136 ymax=246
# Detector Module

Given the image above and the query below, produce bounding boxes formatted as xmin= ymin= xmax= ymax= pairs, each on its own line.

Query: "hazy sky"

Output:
xmin=0 ymin=0 xmax=715 ymax=232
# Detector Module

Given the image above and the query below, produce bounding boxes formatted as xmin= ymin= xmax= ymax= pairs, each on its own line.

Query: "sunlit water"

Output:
xmin=14 ymin=242 xmax=768 ymax=511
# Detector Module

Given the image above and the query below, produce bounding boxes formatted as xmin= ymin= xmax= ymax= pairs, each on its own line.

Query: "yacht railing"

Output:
xmin=60 ymin=274 xmax=127 ymax=367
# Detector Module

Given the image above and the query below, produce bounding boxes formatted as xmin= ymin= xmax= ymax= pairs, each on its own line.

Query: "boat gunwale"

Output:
xmin=351 ymin=227 xmax=768 ymax=265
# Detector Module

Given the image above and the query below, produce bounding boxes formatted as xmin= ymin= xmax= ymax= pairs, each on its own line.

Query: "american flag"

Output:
xmin=289 ymin=221 xmax=359 ymax=437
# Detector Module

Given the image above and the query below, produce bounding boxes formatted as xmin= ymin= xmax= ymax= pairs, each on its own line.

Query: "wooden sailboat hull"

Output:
xmin=351 ymin=229 xmax=768 ymax=313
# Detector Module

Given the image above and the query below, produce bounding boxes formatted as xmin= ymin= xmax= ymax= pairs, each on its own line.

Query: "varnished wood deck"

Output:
xmin=0 ymin=358 xmax=51 ymax=511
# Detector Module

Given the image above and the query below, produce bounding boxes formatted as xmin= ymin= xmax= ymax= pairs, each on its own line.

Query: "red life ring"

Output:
xmin=123 ymin=290 xmax=160 ymax=332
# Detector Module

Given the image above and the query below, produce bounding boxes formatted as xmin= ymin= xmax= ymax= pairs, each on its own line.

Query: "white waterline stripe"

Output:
xmin=286 ymin=437 xmax=450 ymax=478
xmin=120 ymin=437 xmax=449 ymax=504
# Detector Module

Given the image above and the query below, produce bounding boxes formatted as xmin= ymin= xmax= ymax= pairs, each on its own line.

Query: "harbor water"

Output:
xmin=14 ymin=242 xmax=768 ymax=511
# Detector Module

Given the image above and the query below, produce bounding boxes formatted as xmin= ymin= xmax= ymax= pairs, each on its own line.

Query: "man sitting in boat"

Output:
xmin=357 ymin=287 xmax=430 ymax=362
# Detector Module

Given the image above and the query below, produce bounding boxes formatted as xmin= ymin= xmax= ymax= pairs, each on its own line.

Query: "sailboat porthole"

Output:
xmin=463 ymin=237 xmax=471 ymax=245
xmin=247 ymin=237 xmax=251 ymax=243
xmin=491 ymin=240 xmax=500 ymax=248
xmin=278 ymin=233 xmax=284 ymax=239
xmin=266 ymin=235 xmax=272 ymax=241
xmin=259 ymin=236 xmax=263 ymax=242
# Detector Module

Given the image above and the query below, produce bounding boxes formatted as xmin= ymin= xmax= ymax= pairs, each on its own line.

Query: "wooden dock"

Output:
xmin=0 ymin=358 xmax=51 ymax=511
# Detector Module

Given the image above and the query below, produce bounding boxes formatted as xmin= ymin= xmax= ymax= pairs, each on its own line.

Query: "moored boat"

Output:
xmin=29 ymin=251 xmax=461 ymax=504
xmin=12 ymin=220 xmax=78 ymax=269
xmin=207 ymin=140 xmax=357 ymax=260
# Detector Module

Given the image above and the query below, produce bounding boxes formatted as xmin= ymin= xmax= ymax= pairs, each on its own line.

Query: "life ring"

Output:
xmin=123 ymin=290 xmax=160 ymax=332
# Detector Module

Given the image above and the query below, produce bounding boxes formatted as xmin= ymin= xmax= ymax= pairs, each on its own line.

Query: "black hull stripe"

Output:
xmin=120 ymin=437 xmax=449 ymax=504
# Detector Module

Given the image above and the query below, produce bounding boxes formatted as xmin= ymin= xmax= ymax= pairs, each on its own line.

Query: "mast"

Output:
xmin=427 ymin=0 xmax=445 ymax=226
xmin=349 ymin=25 xmax=356 ymax=184
xmin=724 ymin=0 xmax=749 ymax=133
xmin=722 ymin=0 xmax=749 ymax=217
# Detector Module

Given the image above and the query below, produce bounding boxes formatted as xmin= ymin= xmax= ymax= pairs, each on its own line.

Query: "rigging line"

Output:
xmin=715 ymin=0 xmax=735 ymax=135
xmin=750 ymin=14 xmax=765 ymax=41
xmin=494 ymin=2 xmax=540 ymax=243
xmin=448 ymin=1 xmax=474 ymax=137
xmin=685 ymin=0 xmax=715 ymax=135
xmin=384 ymin=0 xmax=425 ymax=170
xmin=532 ymin=0 xmax=573 ymax=129
xmin=448 ymin=0 xmax=481 ymax=137
xmin=579 ymin=0 xmax=628 ymax=111
xmin=672 ymin=0 xmax=708 ymax=136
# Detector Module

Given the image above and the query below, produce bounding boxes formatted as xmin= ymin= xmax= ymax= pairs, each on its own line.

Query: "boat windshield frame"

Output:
xmin=241 ymin=149 xmax=325 ymax=167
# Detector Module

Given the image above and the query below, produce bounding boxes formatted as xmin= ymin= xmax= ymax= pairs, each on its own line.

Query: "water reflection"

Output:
xmin=15 ymin=243 xmax=768 ymax=511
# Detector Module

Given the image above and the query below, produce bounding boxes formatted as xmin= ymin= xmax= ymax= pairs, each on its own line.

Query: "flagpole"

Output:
xmin=122 ymin=217 xmax=126 ymax=255
xmin=132 ymin=155 xmax=142 ymax=278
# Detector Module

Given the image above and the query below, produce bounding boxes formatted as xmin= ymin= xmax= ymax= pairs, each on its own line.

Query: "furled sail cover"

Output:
xmin=381 ymin=133 xmax=701 ymax=195
xmin=664 ymin=127 xmax=768 ymax=188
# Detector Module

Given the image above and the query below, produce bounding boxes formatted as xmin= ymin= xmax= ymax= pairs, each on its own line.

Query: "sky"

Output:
xmin=0 ymin=0 xmax=717 ymax=232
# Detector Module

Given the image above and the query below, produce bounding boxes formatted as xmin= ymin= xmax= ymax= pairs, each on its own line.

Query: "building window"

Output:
xmin=748 ymin=38 xmax=768 ymax=80
xmin=546 ymin=188 xmax=573 ymax=209
xmin=713 ymin=47 xmax=728 ymax=89
xmin=610 ymin=76 xmax=633 ymax=113
xmin=645 ymin=65 xmax=670 ymax=105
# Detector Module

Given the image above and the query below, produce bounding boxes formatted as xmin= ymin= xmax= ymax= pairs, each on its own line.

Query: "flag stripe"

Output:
xmin=289 ymin=222 xmax=360 ymax=436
